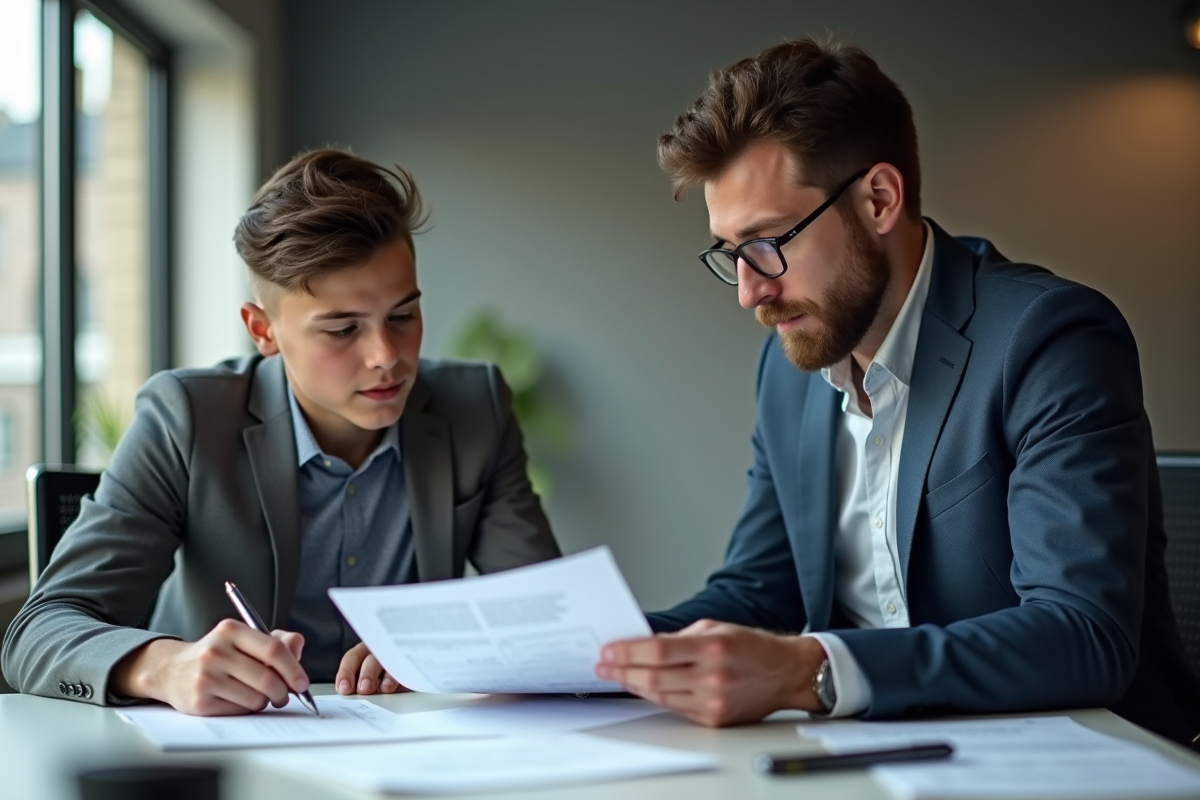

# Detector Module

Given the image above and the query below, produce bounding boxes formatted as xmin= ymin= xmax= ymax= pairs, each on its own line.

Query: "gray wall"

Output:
xmin=284 ymin=0 xmax=1200 ymax=610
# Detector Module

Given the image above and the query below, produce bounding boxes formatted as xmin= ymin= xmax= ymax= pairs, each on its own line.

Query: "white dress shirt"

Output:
xmin=804 ymin=222 xmax=934 ymax=716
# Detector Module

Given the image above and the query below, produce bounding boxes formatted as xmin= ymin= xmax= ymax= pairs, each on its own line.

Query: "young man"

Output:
xmin=2 ymin=149 xmax=561 ymax=715
xmin=595 ymin=37 xmax=1200 ymax=745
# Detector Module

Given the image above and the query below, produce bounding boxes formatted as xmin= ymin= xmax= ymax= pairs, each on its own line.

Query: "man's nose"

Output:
xmin=365 ymin=327 xmax=400 ymax=369
xmin=737 ymin=258 xmax=778 ymax=309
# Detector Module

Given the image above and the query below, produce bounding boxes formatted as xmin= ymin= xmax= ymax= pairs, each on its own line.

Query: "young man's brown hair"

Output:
xmin=233 ymin=148 xmax=428 ymax=299
xmin=657 ymin=35 xmax=921 ymax=218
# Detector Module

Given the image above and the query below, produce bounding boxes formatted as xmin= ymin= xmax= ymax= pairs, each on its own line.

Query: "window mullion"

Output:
xmin=40 ymin=0 xmax=78 ymax=464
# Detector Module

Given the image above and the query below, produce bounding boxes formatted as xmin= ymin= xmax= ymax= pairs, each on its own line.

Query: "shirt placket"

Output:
xmin=864 ymin=368 xmax=908 ymax=628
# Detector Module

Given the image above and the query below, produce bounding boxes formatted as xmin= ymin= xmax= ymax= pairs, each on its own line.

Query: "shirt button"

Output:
xmin=874 ymin=517 xmax=883 ymax=528
xmin=347 ymin=484 xmax=356 ymax=496
xmin=323 ymin=459 xmax=332 ymax=467
xmin=346 ymin=555 xmax=357 ymax=567
xmin=874 ymin=436 xmax=883 ymax=446
xmin=887 ymin=602 xmax=897 ymax=614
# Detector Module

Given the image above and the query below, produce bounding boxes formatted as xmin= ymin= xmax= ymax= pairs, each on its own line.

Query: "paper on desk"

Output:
xmin=329 ymin=546 xmax=652 ymax=693
xmin=399 ymin=695 xmax=663 ymax=737
xmin=797 ymin=716 xmax=1126 ymax=756
xmin=798 ymin=717 xmax=1200 ymax=798
xmin=118 ymin=693 xmax=661 ymax=751
xmin=871 ymin=751 xmax=1200 ymax=799
xmin=116 ymin=695 xmax=450 ymax=750
xmin=253 ymin=733 xmax=717 ymax=794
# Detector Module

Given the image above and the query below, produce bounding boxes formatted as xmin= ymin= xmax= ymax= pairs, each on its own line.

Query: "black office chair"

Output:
xmin=25 ymin=464 xmax=101 ymax=587
xmin=1158 ymin=453 xmax=1200 ymax=684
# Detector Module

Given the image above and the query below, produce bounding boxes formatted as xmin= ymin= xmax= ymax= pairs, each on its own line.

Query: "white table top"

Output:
xmin=2 ymin=687 xmax=1198 ymax=800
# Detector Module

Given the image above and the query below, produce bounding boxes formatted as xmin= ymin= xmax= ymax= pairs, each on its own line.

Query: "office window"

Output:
xmin=0 ymin=0 xmax=169 ymax=548
xmin=74 ymin=10 xmax=150 ymax=466
xmin=0 ymin=0 xmax=42 ymax=512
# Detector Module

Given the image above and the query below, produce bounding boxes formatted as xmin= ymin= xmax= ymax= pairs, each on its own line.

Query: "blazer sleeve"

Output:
xmin=1 ymin=372 xmax=192 ymax=705
xmin=836 ymin=284 xmax=1150 ymax=717
xmin=647 ymin=337 xmax=807 ymax=634
xmin=466 ymin=365 xmax=562 ymax=573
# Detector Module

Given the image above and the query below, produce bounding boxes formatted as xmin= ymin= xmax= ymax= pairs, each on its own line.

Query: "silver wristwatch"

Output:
xmin=813 ymin=658 xmax=837 ymax=712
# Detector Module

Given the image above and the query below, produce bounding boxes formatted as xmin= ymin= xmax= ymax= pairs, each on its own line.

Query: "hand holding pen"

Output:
xmin=224 ymin=580 xmax=319 ymax=715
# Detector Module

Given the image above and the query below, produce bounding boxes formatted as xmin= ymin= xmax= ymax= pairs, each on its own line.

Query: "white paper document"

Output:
xmin=399 ymin=695 xmax=663 ymax=737
xmin=117 ymin=695 xmax=435 ymax=750
xmin=118 ymin=694 xmax=660 ymax=751
xmin=329 ymin=546 xmax=652 ymax=693
xmin=798 ymin=717 xmax=1200 ymax=798
xmin=254 ymin=734 xmax=717 ymax=794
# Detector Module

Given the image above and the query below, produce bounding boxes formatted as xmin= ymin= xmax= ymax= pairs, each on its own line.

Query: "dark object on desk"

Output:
xmin=25 ymin=464 xmax=101 ymax=586
xmin=1159 ymin=453 xmax=1200 ymax=684
xmin=77 ymin=765 xmax=221 ymax=800
xmin=754 ymin=742 xmax=954 ymax=775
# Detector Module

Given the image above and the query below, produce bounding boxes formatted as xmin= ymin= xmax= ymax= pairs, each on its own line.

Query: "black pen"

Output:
xmin=754 ymin=742 xmax=954 ymax=775
xmin=224 ymin=580 xmax=319 ymax=715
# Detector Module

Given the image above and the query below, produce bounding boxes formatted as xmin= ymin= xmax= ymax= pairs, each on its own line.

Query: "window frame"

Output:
xmin=0 ymin=0 xmax=172 ymax=556
xmin=39 ymin=0 xmax=172 ymax=465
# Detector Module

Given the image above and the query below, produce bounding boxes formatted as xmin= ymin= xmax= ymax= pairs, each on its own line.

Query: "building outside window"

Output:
xmin=0 ymin=0 xmax=42 ymax=514
xmin=0 ymin=0 xmax=169 ymax=540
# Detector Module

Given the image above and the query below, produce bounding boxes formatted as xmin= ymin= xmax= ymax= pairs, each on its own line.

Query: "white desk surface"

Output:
xmin=2 ymin=687 xmax=1198 ymax=800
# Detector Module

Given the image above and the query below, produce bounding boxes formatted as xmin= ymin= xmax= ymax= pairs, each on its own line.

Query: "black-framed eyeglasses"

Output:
xmin=698 ymin=168 xmax=870 ymax=285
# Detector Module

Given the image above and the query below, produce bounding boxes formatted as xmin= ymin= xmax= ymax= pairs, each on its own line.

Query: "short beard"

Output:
xmin=755 ymin=211 xmax=890 ymax=372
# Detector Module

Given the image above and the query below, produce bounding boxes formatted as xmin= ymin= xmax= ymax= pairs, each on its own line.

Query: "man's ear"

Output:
xmin=861 ymin=163 xmax=905 ymax=237
xmin=241 ymin=301 xmax=280 ymax=356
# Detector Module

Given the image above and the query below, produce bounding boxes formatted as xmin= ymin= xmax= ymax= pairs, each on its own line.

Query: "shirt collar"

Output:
xmin=287 ymin=385 xmax=401 ymax=469
xmin=822 ymin=220 xmax=935 ymax=395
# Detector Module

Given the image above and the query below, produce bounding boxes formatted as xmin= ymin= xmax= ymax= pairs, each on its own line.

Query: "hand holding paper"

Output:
xmin=329 ymin=547 xmax=651 ymax=694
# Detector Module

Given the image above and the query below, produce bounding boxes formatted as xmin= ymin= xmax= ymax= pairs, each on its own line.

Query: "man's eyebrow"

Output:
xmin=710 ymin=215 xmax=797 ymax=245
xmin=310 ymin=289 xmax=422 ymax=322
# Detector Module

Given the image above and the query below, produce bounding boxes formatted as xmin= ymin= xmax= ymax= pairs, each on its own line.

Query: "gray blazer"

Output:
xmin=1 ymin=354 xmax=561 ymax=704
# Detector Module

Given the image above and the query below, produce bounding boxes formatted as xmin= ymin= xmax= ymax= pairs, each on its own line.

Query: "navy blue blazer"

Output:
xmin=649 ymin=221 xmax=1199 ymax=744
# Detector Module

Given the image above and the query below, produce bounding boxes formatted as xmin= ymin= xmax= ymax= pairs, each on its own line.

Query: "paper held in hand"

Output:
xmin=328 ymin=547 xmax=651 ymax=694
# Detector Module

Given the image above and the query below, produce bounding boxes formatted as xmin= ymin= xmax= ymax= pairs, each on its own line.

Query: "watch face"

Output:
xmin=815 ymin=660 xmax=836 ymax=711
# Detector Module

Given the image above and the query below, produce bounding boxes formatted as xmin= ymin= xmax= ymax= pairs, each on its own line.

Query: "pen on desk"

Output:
xmin=223 ymin=580 xmax=320 ymax=716
xmin=754 ymin=742 xmax=954 ymax=775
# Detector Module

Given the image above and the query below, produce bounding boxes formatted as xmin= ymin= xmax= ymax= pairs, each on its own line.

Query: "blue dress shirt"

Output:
xmin=285 ymin=389 xmax=416 ymax=680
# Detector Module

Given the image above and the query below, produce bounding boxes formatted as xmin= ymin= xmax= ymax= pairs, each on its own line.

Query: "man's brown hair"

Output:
xmin=658 ymin=36 xmax=920 ymax=217
xmin=234 ymin=148 xmax=428 ymax=298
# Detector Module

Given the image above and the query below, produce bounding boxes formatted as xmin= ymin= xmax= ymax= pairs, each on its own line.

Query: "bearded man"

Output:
xmin=594 ymin=36 xmax=1200 ymax=747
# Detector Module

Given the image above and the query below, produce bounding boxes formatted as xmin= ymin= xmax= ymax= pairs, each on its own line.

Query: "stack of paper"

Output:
xmin=118 ymin=694 xmax=662 ymax=750
xmin=253 ymin=734 xmax=717 ymax=795
xmin=797 ymin=717 xmax=1200 ymax=798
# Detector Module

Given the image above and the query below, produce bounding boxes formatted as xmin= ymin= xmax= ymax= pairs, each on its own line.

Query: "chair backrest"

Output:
xmin=25 ymin=464 xmax=102 ymax=586
xmin=1158 ymin=454 xmax=1200 ymax=683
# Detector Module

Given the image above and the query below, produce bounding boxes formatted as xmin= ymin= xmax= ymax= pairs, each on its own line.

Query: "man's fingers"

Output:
xmin=357 ymin=653 xmax=385 ymax=694
xmin=271 ymin=629 xmax=305 ymax=662
xmin=600 ymin=665 xmax=699 ymax=694
xmin=600 ymin=633 xmax=700 ymax=667
xmin=210 ymin=619 xmax=308 ymax=695
xmin=336 ymin=642 xmax=370 ymax=694
xmin=221 ymin=648 xmax=292 ymax=708
xmin=379 ymin=671 xmax=402 ymax=693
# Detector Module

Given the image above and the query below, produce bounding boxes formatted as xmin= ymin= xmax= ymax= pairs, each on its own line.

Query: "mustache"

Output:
xmin=755 ymin=299 xmax=821 ymax=328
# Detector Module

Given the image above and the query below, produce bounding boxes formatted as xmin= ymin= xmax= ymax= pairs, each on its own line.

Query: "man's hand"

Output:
xmin=594 ymin=619 xmax=827 ymax=727
xmin=335 ymin=642 xmax=406 ymax=695
xmin=110 ymin=619 xmax=309 ymax=716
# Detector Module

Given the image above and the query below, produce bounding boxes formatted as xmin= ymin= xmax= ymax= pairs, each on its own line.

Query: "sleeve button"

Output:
xmin=58 ymin=682 xmax=67 ymax=694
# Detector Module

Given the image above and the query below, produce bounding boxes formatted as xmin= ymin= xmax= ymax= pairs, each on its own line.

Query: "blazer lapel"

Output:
xmin=795 ymin=376 xmax=841 ymax=631
xmin=243 ymin=355 xmax=302 ymax=627
xmin=896 ymin=223 xmax=976 ymax=584
xmin=401 ymin=376 xmax=454 ymax=582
